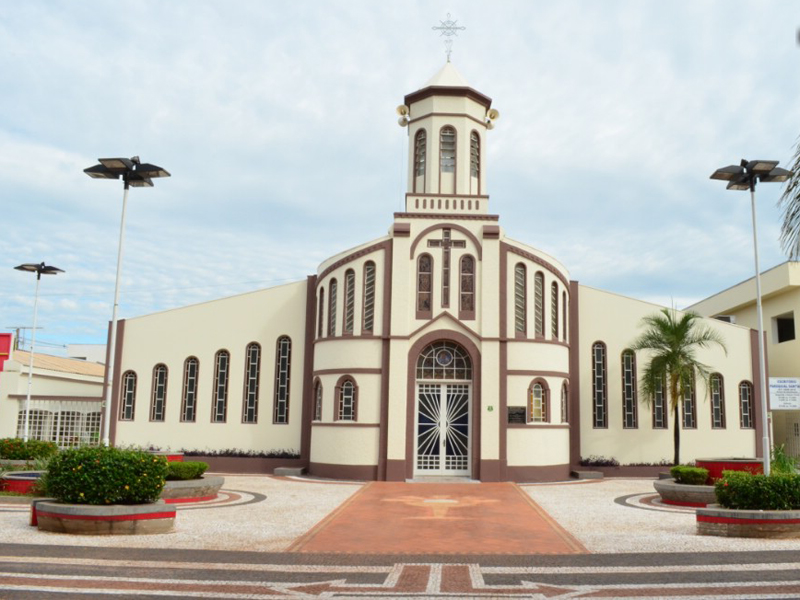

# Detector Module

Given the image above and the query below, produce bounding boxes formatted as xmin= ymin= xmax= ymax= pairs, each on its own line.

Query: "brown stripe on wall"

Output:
xmin=300 ymin=275 xmax=317 ymax=464
xmin=506 ymin=464 xmax=571 ymax=482
xmin=378 ymin=239 xmax=394 ymax=480
xmin=109 ymin=319 xmax=125 ymax=446
xmin=309 ymin=462 xmax=377 ymax=481
xmin=568 ymin=281 xmax=581 ymax=467
xmin=751 ymin=328 xmax=766 ymax=458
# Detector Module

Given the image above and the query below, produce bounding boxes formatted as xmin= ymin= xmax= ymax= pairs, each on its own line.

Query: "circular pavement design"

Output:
xmin=614 ymin=492 xmax=696 ymax=514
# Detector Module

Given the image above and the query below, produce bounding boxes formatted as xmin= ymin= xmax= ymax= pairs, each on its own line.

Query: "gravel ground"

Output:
xmin=523 ymin=478 xmax=800 ymax=554
xmin=0 ymin=475 xmax=361 ymax=551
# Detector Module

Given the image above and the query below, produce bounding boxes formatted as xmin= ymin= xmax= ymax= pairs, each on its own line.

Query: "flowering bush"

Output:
xmin=715 ymin=470 xmax=800 ymax=510
xmin=44 ymin=446 xmax=168 ymax=505
xmin=0 ymin=438 xmax=58 ymax=461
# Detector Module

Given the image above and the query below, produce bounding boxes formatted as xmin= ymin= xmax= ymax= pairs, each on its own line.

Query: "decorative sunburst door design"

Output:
xmin=415 ymin=342 xmax=472 ymax=477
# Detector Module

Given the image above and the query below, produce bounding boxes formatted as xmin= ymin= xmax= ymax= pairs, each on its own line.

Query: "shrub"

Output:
xmin=715 ymin=470 xmax=800 ymax=510
xmin=578 ymin=455 xmax=620 ymax=467
xmin=772 ymin=444 xmax=798 ymax=475
xmin=670 ymin=465 xmax=709 ymax=485
xmin=166 ymin=461 xmax=208 ymax=481
xmin=0 ymin=438 xmax=58 ymax=461
xmin=182 ymin=448 xmax=300 ymax=459
xmin=44 ymin=446 xmax=168 ymax=505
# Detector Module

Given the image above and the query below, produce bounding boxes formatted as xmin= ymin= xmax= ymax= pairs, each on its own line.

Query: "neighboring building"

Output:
xmin=107 ymin=62 xmax=762 ymax=481
xmin=66 ymin=344 xmax=107 ymax=364
xmin=690 ymin=261 xmax=800 ymax=457
xmin=0 ymin=334 xmax=104 ymax=446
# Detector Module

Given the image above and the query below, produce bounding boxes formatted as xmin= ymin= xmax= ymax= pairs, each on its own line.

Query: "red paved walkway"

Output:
xmin=288 ymin=482 xmax=586 ymax=554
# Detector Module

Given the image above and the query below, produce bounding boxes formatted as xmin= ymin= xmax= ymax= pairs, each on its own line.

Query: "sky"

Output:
xmin=1 ymin=1 xmax=799 ymax=355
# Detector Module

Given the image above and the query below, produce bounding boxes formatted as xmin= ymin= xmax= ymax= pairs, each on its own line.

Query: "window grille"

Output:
xmin=211 ymin=350 xmax=229 ymax=423
xmin=592 ymin=342 xmax=607 ymax=428
xmin=460 ymin=255 xmax=474 ymax=314
xmin=711 ymin=373 xmax=725 ymax=429
xmin=17 ymin=405 xmax=101 ymax=447
xmin=414 ymin=130 xmax=426 ymax=177
xmin=739 ymin=381 xmax=754 ymax=429
xmin=470 ymin=131 xmax=480 ymax=178
xmin=417 ymin=254 xmax=433 ymax=316
xmin=338 ymin=380 xmax=356 ymax=421
xmin=242 ymin=343 xmax=261 ymax=423
xmin=514 ymin=264 xmax=526 ymax=334
xmin=274 ymin=336 xmax=291 ymax=424
xmin=16 ymin=409 xmax=52 ymax=441
xmin=622 ymin=351 xmax=637 ymax=428
xmin=416 ymin=341 xmax=472 ymax=381
xmin=343 ymin=269 xmax=355 ymax=334
xmin=534 ymin=272 xmax=544 ymax=337
xmin=328 ymin=279 xmax=337 ymax=336
xmin=653 ymin=378 xmax=667 ymax=429
xmin=682 ymin=379 xmax=696 ymax=429
xmin=528 ymin=382 xmax=547 ymax=422
xmin=314 ymin=381 xmax=323 ymax=421
xmin=120 ymin=371 xmax=137 ymax=421
xmin=363 ymin=262 xmax=376 ymax=333
xmin=551 ymin=282 xmax=559 ymax=339
xmin=150 ymin=364 xmax=168 ymax=422
xmin=181 ymin=357 xmax=199 ymax=422
xmin=561 ymin=383 xmax=569 ymax=423
xmin=440 ymin=127 xmax=456 ymax=173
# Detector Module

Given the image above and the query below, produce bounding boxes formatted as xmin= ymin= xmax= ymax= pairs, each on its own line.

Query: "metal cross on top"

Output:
xmin=432 ymin=13 xmax=466 ymax=62
xmin=428 ymin=228 xmax=466 ymax=307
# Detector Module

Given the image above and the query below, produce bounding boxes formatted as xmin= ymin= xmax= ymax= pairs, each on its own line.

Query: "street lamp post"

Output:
xmin=711 ymin=159 xmax=794 ymax=476
xmin=13 ymin=262 xmax=64 ymax=441
xmin=84 ymin=157 xmax=170 ymax=446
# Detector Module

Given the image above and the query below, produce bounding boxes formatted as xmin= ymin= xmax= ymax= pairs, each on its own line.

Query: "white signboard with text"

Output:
xmin=769 ymin=378 xmax=800 ymax=410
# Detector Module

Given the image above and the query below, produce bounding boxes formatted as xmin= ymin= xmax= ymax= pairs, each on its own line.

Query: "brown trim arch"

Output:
xmin=405 ymin=330 xmax=482 ymax=480
xmin=409 ymin=223 xmax=483 ymax=260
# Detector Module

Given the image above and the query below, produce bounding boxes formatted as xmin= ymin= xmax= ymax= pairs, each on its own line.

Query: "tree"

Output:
xmin=779 ymin=136 xmax=800 ymax=259
xmin=629 ymin=308 xmax=726 ymax=465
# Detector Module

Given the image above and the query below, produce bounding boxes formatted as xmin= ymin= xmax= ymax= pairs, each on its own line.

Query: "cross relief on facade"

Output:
xmin=428 ymin=228 xmax=466 ymax=308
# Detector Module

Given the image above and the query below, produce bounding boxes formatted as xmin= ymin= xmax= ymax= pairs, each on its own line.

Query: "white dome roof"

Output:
xmin=422 ymin=62 xmax=469 ymax=88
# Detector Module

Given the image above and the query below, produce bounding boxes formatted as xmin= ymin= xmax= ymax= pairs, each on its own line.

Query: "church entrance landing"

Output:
xmin=288 ymin=482 xmax=586 ymax=554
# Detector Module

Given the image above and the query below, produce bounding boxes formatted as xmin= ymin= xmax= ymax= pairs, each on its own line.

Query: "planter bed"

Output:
xmin=696 ymin=458 xmax=763 ymax=485
xmin=697 ymin=505 xmax=800 ymax=538
xmin=653 ymin=478 xmax=716 ymax=507
xmin=160 ymin=475 xmax=224 ymax=504
xmin=0 ymin=470 xmax=44 ymax=495
xmin=34 ymin=499 xmax=176 ymax=535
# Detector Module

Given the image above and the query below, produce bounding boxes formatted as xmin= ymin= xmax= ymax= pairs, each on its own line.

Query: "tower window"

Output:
xmin=470 ymin=131 xmax=480 ymax=178
xmin=417 ymin=254 xmax=433 ymax=318
xmin=414 ymin=130 xmax=427 ymax=177
xmin=460 ymin=255 xmax=475 ymax=318
xmin=440 ymin=127 xmax=456 ymax=173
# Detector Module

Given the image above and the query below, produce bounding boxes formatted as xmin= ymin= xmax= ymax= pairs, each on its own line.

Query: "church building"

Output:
xmin=107 ymin=62 xmax=763 ymax=481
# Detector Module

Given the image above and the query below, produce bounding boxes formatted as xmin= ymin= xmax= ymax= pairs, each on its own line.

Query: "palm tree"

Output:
xmin=629 ymin=308 xmax=727 ymax=465
xmin=779 ymin=136 xmax=800 ymax=258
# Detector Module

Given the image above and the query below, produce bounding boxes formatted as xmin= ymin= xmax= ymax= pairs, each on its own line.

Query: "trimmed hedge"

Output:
xmin=166 ymin=461 xmax=208 ymax=481
xmin=0 ymin=438 xmax=58 ymax=461
xmin=44 ymin=446 xmax=168 ymax=505
xmin=715 ymin=470 xmax=800 ymax=510
xmin=670 ymin=465 xmax=709 ymax=485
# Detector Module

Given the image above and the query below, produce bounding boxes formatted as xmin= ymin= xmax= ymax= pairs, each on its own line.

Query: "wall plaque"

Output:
xmin=507 ymin=406 xmax=527 ymax=424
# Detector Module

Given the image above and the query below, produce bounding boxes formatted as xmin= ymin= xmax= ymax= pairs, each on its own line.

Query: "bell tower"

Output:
xmin=397 ymin=62 xmax=499 ymax=215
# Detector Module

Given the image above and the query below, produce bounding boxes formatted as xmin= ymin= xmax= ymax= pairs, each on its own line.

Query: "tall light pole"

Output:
xmin=13 ymin=262 xmax=64 ymax=441
xmin=84 ymin=157 xmax=170 ymax=446
xmin=711 ymin=159 xmax=794 ymax=476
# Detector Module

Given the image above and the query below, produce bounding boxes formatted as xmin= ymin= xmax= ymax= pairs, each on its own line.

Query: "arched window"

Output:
xmin=534 ymin=272 xmax=545 ymax=337
xmin=416 ymin=341 xmax=472 ymax=380
xmin=414 ymin=129 xmax=426 ymax=192
xmin=417 ymin=254 xmax=433 ymax=319
xmin=211 ymin=350 xmax=229 ymax=423
xmin=328 ymin=278 xmax=338 ymax=336
xmin=621 ymin=351 xmax=637 ymax=428
xmin=711 ymin=373 xmax=726 ymax=429
xmin=514 ymin=263 xmax=526 ymax=335
xmin=274 ymin=336 xmax=291 ymax=424
xmin=739 ymin=381 xmax=754 ymax=429
xmin=528 ymin=380 xmax=549 ymax=423
xmin=653 ymin=377 xmax=667 ymax=429
xmin=343 ymin=269 xmax=356 ymax=335
xmin=561 ymin=382 xmax=569 ymax=423
xmin=181 ymin=357 xmax=199 ymax=422
xmin=470 ymin=131 xmax=480 ymax=194
xmin=336 ymin=377 xmax=357 ymax=421
xmin=120 ymin=371 xmax=137 ymax=421
xmin=317 ymin=286 xmax=325 ymax=339
xmin=363 ymin=261 xmax=376 ymax=333
xmin=440 ymin=126 xmax=456 ymax=173
xmin=459 ymin=255 xmax=475 ymax=319
xmin=313 ymin=380 xmax=323 ymax=421
xmin=150 ymin=364 xmax=168 ymax=422
xmin=242 ymin=342 xmax=261 ymax=423
xmin=592 ymin=342 xmax=607 ymax=428
xmin=551 ymin=282 xmax=559 ymax=340
xmin=682 ymin=376 xmax=696 ymax=429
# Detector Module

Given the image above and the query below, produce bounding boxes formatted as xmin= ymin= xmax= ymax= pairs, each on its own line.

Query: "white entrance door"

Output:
xmin=415 ymin=383 xmax=470 ymax=476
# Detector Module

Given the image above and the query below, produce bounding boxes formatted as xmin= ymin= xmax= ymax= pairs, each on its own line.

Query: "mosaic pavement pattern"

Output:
xmin=3 ymin=544 xmax=800 ymax=598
